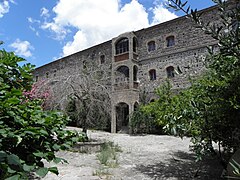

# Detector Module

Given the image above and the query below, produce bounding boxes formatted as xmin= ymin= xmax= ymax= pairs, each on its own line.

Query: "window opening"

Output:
xmin=166 ymin=66 xmax=175 ymax=78
xmin=133 ymin=37 xmax=137 ymax=53
xmin=166 ymin=36 xmax=175 ymax=47
xmin=116 ymin=38 xmax=129 ymax=55
xmin=149 ymin=69 xmax=156 ymax=80
xmin=148 ymin=41 xmax=156 ymax=52
xmin=100 ymin=55 xmax=105 ymax=64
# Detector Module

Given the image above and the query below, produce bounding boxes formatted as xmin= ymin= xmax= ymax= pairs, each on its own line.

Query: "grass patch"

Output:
xmin=97 ymin=141 xmax=122 ymax=167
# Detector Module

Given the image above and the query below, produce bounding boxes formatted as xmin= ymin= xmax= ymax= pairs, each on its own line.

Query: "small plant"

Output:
xmin=93 ymin=166 xmax=111 ymax=177
xmin=96 ymin=142 xmax=121 ymax=167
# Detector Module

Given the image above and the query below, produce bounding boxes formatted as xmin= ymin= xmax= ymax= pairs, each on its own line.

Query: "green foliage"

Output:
xmin=0 ymin=49 xmax=86 ymax=179
xmin=130 ymin=88 xmax=163 ymax=134
xmin=130 ymin=107 xmax=158 ymax=134
xmin=156 ymin=0 xmax=240 ymax=160
xmin=132 ymin=1 xmax=240 ymax=163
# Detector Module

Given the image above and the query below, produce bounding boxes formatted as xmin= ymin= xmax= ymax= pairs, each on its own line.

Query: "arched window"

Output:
xmin=116 ymin=38 xmax=129 ymax=55
xmin=100 ymin=55 xmax=105 ymax=64
xmin=150 ymin=99 xmax=155 ymax=103
xmin=166 ymin=36 xmax=175 ymax=47
xmin=149 ymin=69 xmax=156 ymax=81
xmin=116 ymin=66 xmax=129 ymax=78
xmin=133 ymin=37 xmax=138 ymax=53
xmin=148 ymin=41 xmax=156 ymax=52
xmin=166 ymin=66 xmax=175 ymax=78
xmin=46 ymin=72 xmax=49 ymax=78
xmin=134 ymin=102 xmax=139 ymax=111
xmin=133 ymin=65 xmax=138 ymax=81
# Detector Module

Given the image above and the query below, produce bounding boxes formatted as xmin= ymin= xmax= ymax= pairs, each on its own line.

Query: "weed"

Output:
xmin=96 ymin=141 xmax=121 ymax=167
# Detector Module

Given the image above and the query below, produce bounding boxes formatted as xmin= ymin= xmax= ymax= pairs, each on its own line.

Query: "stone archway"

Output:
xmin=116 ymin=102 xmax=129 ymax=133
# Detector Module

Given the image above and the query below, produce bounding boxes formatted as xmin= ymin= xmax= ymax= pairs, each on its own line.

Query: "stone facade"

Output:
xmin=34 ymin=4 xmax=221 ymax=133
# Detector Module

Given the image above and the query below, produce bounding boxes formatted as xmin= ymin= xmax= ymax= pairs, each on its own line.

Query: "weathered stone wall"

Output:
xmin=33 ymin=4 xmax=222 ymax=132
xmin=35 ymin=40 xmax=112 ymax=80
xmin=34 ymin=41 xmax=113 ymax=110
xmin=134 ymin=5 xmax=219 ymax=99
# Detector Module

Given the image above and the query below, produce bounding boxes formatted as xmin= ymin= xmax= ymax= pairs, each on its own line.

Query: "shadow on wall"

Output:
xmin=135 ymin=151 xmax=223 ymax=180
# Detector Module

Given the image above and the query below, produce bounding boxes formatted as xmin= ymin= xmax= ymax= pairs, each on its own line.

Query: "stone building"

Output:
xmin=34 ymin=4 xmax=221 ymax=133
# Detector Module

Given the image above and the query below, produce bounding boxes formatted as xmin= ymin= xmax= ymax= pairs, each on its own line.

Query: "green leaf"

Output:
xmin=33 ymin=152 xmax=45 ymax=158
xmin=5 ymin=175 xmax=21 ymax=180
xmin=11 ymin=89 xmax=22 ymax=96
xmin=23 ymin=164 xmax=34 ymax=172
xmin=40 ymin=129 xmax=48 ymax=136
xmin=48 ymin=167 xmax=59 ymax=175
xmin=35 ymin=167 xmax=48 ymax=177
xmin=0 ymin=151 xmax=7 ymax=161
xmin=7 ymin=97 xmax=20 ymax=104
xmin=7 ymin=154 xmax=21 ymax=166
xmin=52 ymin=144 xmax=60 ymax=151
xmin=53 ymin=157 xmax=68 ymax=164
xmin=7 ymin=167 xmax=16 ymax=174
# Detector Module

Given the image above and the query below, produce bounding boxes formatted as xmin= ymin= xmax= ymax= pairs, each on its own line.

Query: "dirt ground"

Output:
xmin=42 ymin=128 xmax=223 ymax=180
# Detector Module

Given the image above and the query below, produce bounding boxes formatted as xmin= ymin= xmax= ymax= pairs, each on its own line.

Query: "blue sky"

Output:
xmin=0 ymin=0 xmax=215 ymax=67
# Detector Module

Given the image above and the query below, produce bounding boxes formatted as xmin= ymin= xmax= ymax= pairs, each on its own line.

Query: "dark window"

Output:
xmin=116 ymin=38 xmax=129 ymax=55
xmin=35 ymin=76 xmax=38 ymax=82
xmin=117 ymin=66 xmax=129 ymax=78
xmin=166 ymin=66 xmax=175 ymax=78
xmin=133 ymin=65 xmax=138 ymax=81
xmin=149 ymin=69 xmax=156 ymax=81
xmin=133 ymin=37 xmax=137 ymax=53
xmin=83 ymin=60 xmax=87 ymax=69
xmin=150 ymin=99 xmax=155 ymax=103
xmin=100 ymin=55 xmax=105 ymax=64
xmin=53 ymin=70 xmax=57 ymax=77
xmin=46 ymin=72 xmax=49 ymax=78
xmin=148 ymin=41 xmax=156 ymax=52
xmin=166 ymin=36 xmax=175 ymax=47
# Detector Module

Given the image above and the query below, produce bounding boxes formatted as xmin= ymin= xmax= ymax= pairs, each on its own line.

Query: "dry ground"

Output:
xmin=42 ymin=128 xmax=223 ymax=180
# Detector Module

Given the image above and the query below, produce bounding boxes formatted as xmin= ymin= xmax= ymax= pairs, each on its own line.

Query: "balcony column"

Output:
xmin=111 ymin=104 xmax=116 ymax=133
xmin=128 ymin=103 xmax=134 ymax=134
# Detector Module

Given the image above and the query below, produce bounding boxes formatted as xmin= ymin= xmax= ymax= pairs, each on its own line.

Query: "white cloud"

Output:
xmin=0 ymin=0 xmax=14 ymax=18
xmin=27 ymin=17 xmax=40 ymax=24
xmin=150 ymin=4 xmax=178 ymax=26
xmin=40 ymin=7 xmax=50 ymax=18
xmin=27 ymin=17 xmax=41 ymax=37
xmin=10 ymin=39 xmax=34 ymax=58
xmin=43 ymin=0 xmax=177 ymax=57
xmin=29 ymin=25 xmax=39 ymax=36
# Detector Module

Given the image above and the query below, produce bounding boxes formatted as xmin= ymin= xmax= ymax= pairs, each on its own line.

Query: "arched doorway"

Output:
xmin=116 ymin=102 xmax=129 ymax=133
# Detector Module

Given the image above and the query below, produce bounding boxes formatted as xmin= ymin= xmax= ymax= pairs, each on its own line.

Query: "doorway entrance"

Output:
xmin=116 ymin=102 xmax=129 ymax=133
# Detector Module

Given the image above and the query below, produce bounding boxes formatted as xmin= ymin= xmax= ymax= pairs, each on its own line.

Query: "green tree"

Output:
xmin=162 ymin=0 xmax=240 ymax=159
xmin=138 ymin=0 xmax=240 ymax=163
xmin=0 ymin=49 xmax=86 ymax=179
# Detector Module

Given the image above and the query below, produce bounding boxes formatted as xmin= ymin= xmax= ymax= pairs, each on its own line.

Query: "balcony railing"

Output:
xmin=114 ymin=52 xmax=129 ymax=62
xmin=114 ymin=77 xmax=129 ymax=90
xmin=113 ymin=78 xmax=139 ymax=91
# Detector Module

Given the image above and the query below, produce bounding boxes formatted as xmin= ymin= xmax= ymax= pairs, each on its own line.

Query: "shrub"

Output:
xmin=0 ymin=49 xmax=86 ymax=179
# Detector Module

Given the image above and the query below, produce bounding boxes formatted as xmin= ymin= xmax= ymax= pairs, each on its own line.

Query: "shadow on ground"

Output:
xmin=135 ymin=151 xmax=223 ymax=180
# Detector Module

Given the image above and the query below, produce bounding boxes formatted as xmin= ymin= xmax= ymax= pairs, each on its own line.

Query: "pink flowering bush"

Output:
xmin=23 ymin=80 xmax=52 ymax=109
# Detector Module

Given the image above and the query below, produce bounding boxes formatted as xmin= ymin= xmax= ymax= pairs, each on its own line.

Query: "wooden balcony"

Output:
xmin=114 ymin=53 xmax=129 ymax=62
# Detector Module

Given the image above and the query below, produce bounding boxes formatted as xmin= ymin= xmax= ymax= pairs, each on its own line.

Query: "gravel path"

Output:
xmin=42 ymin=128 xmax=223 ymax=180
